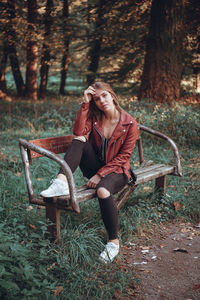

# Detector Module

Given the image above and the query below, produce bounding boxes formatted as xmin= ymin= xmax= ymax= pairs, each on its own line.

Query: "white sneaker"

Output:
xmin=40 ymin=178 xmax=69 ymax=198
xmin=99 ymin=242 xmax=119 ymax=263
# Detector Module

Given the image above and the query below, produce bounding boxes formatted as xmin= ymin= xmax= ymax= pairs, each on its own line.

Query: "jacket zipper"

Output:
xmin=94 ymin=125 xmax=102 ymax=138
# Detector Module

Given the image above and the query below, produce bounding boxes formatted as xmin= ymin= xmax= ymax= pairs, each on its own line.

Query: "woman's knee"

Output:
xmin=73 ymin=136 xmax=87 ymax=142
xmin=97 ymin=187 xmax=110 ymax=199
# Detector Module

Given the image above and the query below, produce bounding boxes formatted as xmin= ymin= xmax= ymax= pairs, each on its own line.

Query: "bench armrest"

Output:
xmin=139 ymin=125 xmax=182 ymax=176
xmin=19 ymin=138 xmax=80 ymax=213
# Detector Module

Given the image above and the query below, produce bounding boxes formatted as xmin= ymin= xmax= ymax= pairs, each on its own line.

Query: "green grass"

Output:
xmin=0 ymin=96 xmax=199 ymax=299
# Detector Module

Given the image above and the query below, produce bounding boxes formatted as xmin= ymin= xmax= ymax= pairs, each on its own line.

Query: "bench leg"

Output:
xmin=116 ymin=185 xmax=137 ymax=210
xmin=46 ymin=204 xmax=60 ymax=242
xmin=155 ymin=175 xmax=166 ymax=195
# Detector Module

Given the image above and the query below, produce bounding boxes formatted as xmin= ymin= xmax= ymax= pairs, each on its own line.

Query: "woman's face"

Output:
xmin=93 ymin=89 xmax=115 ymax=112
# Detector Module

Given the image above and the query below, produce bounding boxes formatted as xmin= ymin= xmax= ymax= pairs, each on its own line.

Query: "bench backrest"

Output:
xmin=28 ymin=128 xmax=143 ymax=164
xmin=28 ymin=135 xmax=75 ymax=159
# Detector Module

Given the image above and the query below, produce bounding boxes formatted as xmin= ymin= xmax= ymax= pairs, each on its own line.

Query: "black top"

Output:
xmin=99 ymin=136 xmax=110 ymax=163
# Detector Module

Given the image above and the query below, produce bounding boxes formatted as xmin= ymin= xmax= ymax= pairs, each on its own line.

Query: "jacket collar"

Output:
xmin=111 ymin=110 xmax=132 ymax=140
xmin=93 ymin=109 xmax=133 ymax=141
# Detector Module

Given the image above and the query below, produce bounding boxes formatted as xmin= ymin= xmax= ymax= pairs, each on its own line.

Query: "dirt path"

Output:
xmin=121 ymin=221 xmax=200 ymax=300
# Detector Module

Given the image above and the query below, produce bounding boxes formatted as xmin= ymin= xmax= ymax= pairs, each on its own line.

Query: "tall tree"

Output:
xmin=59 ymin=0 xmax=70 ymax=95
xmin=87 ymin=0 xmax=106 ymax=85
xmin=25 ymin=0 xmax=38 ymax=100
xmin=39 ymin=0 xmax=54 ymax=98
xmin=0 ymin=43 xmax=8 ymax=95
xmin=184 ymin=0 xmax=200 ymax=92
xmin=6 ymin=0 xmax=25 ymax=96
xmin=139 ymin=0 xmax=185 ymax=104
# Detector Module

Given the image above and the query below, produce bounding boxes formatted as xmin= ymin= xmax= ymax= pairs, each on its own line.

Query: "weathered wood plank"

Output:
xmin=134 ymin=164 xmax=165 ymax=175
xmin=135 ymin=165 xmax=175 ymax=185
xmin=36 ymin=165 xmax=174 ymax=207
xmin=155 ymin=175 xmax=167 ymax=194
xmin=46 ymin=204 xmax=60 ymax=242
xmin=116 ymin=185 xmax=137 ymax=210
xmin=56 ymin=188 xmax=96 ymax=203
xmin=29 ymin=135 xmax=74 ymax=159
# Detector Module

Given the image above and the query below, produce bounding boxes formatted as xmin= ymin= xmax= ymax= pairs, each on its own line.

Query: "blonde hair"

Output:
xmin=88 ymin=82 xmax=120 ymax=120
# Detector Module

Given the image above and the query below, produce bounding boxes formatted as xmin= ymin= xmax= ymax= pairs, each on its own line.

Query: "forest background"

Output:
xmin=0 ymin=0 xmax=200 ymax=299
xmin=0 ymin=0 xmax=200 ymax=101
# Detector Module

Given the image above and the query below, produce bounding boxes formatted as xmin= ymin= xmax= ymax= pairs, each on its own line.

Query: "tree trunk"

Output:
xmin=39 ymin=0 xmax=54 ymax=98
xmin=59 ymin=0 xmax=69 ymax=95
xmin=139 ymin=0 xmax=185 ymax=104
xmin=87 ymin=0 xmax=106 ymax=85
xmin=0 ymin=43 xmax=8 ymax=94
xmin=7 ymin=0 xmax=25 ymax=96
xmin=25 ymin=0 xmax=38 ymax=101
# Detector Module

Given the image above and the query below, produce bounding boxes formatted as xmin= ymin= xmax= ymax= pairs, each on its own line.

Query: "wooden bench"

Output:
xmin=19 ymin=124 xmax=182 ymax=241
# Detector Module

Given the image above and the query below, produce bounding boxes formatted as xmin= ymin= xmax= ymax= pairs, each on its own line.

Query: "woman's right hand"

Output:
xmin=84 ymin=86 xmax=96 ymax=103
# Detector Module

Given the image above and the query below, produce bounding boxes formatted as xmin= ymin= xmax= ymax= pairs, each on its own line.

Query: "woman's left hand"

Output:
xmin=87 ymin=174 xmax=101 ymax=188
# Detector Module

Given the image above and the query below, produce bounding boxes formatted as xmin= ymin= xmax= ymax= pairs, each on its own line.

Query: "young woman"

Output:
xmin=40 ymin=82 xmax=138 ymax=263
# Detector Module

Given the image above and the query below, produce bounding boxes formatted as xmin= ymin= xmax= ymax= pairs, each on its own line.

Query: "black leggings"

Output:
xmin=59 ymin=139 xmax=128 ymax=240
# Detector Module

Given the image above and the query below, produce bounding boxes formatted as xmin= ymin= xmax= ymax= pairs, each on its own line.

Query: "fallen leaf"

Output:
xmin=29 ymin=224 xmax=36 ymax=230
xmin=37 ymin=178 xmax=43 ymax=181
xmin=173 ymin=201 xmax=182 ymax=211
xmin=15 ymin=172 xmax=21 ymax=177
xmin=141 ymin=246 xmax=149 ymax=250
xmin=168 ymin=185 xmax=175 ymax=188
xmin=133 ymin=282 xmax=139 ymax=289
xmin=26 ymin=205 xmax=34 ymax=211
xmin=115 ymin=289 xmax=120 ymax=299
xmin=52 ymin=286 xmax=63 ymax=296
xmin=192 ymin=283 xmax=200 ymax=290
xmin=47 ymin=262 xmax=57 ymax=271
xmin=180 ymin=228 xmax=190 ymax=233
xmin=143 ymin=186 xmax=152 ymax=192
xmin=127 ymin=288 xmax=135 ymax=295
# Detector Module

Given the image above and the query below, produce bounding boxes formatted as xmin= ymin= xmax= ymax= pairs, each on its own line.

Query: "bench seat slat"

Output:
xmin=36 ymin=164 xmax=174 ymax=207
xmin=134 ymin=163 xmax=165 ymax=175
xmin=135 ymin=165 xmax=175 ymax=185
xmin=55 ymin=188 xmax=96 ymax=203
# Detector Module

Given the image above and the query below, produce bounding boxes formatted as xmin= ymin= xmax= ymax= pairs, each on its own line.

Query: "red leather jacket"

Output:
xmin=73 ymin=102 xmax=138 ymax=179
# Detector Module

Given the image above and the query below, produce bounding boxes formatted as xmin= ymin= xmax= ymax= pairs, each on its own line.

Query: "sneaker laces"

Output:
xmin=48 ymin=179 xmax=64 ymax=191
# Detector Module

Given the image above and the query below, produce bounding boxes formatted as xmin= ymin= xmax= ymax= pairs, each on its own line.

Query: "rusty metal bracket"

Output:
xmin=19 ymin=138 xmax=80 ymax=213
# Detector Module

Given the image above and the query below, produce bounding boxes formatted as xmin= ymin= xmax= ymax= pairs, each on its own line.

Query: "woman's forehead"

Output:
xmin=94 ymin=89 xmax=109 ymax=97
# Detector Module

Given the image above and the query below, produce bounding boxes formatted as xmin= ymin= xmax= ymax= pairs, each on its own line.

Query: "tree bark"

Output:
xmin=39 ymin=0 xmax=54 ymax=98
xmin=6 ymin=0 xmax=25 ymax=96
xmin=59 ymin=0 xmax=69 ymax=95
xmin=87 ymin=0 xmax=106 ymax=85
xmin=0 ymin=43 xmax=8 ymax=94
xmin=139 ymin=0 xmax=185 ymax=104
xmin=25 ymin=0 xmax=38 ymax=101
